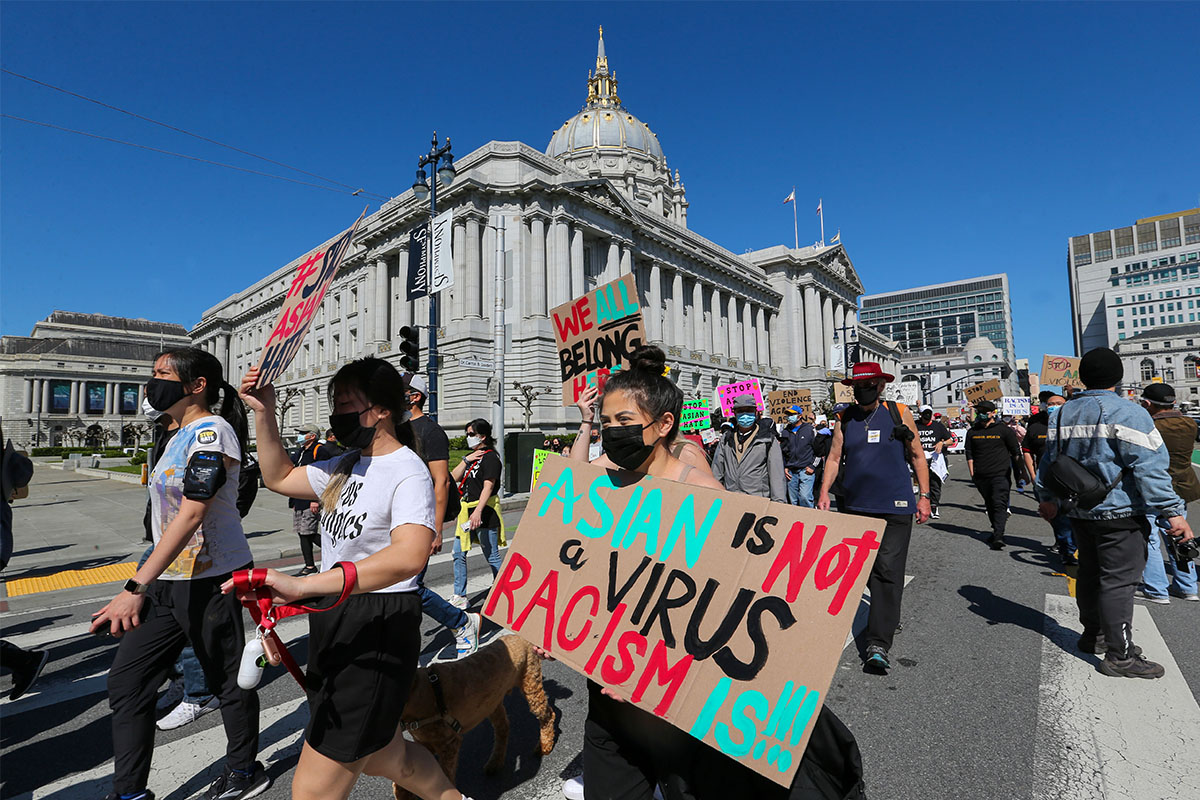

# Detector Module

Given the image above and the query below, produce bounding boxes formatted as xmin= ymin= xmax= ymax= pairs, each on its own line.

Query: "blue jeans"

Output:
xmin=787 ymin=469 xmax=815 ymax=507
xmin=1142 ymin=514 xmax=1198 ymax=598
xmin=137 ymin=544 xmax=212 ymax=704
xmin=452 ymin=527 xmax=503 ymax=597
xmin=1050 ymin=513 xmax=1076 ymax=557
xmin=416 ymin=565 xmax=468 ymax=630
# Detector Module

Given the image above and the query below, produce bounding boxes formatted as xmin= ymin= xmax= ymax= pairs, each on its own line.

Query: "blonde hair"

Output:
xmin=320 ymin=451 xmax=362 ymax=515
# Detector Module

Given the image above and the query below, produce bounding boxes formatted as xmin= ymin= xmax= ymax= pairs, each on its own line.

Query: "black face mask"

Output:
xmin=328 ymin=410 xmax=377 ymax=450
xmin=146 ymin=378 xmax=188 ymax=412
xmin=853 ymin=384 xmax=880 ymax=406
xmin=602 ymin=422 xmax=661 ymax=470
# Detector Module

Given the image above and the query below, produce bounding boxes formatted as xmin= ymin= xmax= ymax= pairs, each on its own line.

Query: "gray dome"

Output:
xmin=548 ymin=107 xmax=664 ymax=161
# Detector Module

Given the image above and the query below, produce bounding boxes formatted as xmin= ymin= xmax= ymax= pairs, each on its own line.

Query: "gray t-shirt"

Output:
xmin=306 ymin=446 xmax=435 ymax=593
xmin=151 ymin=415 xmax=251 ymax=581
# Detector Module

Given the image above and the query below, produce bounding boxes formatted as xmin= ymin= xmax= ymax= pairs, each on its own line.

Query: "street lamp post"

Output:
xmin=411 ymin=132 xmax=456 ymax=421
xmin=832 ymin=320 xmax=858 ymax=377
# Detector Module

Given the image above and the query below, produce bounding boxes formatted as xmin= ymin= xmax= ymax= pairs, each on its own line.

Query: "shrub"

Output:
xmin=130 ymin=451 xmax=147 ymax=465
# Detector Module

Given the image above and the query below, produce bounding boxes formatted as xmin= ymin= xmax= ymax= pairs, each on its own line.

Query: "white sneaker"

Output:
xmin=562 ymin=776 xmax=584 ymax=800
xmin=156 ymin=697 xmax=220 ymax=730
xmin=455 ymin=613 xmax=481 ymax=658
xmin=449 ymin=594 xmax=469 ymax=610
xmin=1168 ymin=589 xmax=1199 ymax=602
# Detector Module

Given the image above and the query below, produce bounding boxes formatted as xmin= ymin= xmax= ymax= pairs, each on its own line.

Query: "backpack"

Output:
xmin=237 ymin=451 xmax=261 ymax=519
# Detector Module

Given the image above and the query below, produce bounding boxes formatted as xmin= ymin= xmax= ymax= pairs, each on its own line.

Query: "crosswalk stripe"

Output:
xmin=1032 ymin=593 xmax=1200 ymax=798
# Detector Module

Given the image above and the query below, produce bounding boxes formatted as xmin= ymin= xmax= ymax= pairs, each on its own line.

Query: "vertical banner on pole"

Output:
xmin=407 ymin=225 xmax=429 ymax=301
xmin=429 ymin=209 xmax=454 ymax=294
xmin=255 ymin=210 xmax=366 ymax=387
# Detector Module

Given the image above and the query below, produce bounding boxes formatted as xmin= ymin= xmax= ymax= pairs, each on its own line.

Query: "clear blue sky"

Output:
xmin=3 ymin=1 xmax=1197 ymax=366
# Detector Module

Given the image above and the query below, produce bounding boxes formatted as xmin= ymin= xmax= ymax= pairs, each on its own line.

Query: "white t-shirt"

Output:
xmin=150 ymin=415 xmax=251 ymax=581
xmin=306 ymin=446 xmax=435 ymax=593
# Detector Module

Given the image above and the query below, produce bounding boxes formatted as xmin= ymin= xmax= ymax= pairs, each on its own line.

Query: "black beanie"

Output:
xmin=1079 ymin=347 xmax=1123 ymax=389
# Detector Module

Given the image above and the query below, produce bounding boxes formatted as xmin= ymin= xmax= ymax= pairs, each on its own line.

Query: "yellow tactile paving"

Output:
xmin=5 ymin=561 xmax=137 ymax=597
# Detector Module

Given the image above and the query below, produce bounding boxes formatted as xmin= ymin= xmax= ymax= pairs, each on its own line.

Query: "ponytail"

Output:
xmin=321 ymin=451 xmax=363 ymax=514
xmin=218 ymin=381 xmax=250 ymax=457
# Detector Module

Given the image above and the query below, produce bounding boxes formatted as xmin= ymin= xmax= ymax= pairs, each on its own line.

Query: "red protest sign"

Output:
xmin=255 ymin=210 xmax=365 ymax=387
xmin=483 ymin=456 xmax=881 ymax=786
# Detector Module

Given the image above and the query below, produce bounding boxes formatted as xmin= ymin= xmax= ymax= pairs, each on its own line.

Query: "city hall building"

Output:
xmin=192 ymin=31 xmax=900 ymax=432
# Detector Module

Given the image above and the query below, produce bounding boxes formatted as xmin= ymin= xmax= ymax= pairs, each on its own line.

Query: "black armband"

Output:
xmin=183 ymin=451 xmax=227 ymax=500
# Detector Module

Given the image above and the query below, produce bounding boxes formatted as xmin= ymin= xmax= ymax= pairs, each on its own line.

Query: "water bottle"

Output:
xmin=238 ymin=636 xmax=269 ymax=690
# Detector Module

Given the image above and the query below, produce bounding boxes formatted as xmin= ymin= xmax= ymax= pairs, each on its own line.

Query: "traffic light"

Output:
xmin=399 ymin=325 xmax=421 ymax=373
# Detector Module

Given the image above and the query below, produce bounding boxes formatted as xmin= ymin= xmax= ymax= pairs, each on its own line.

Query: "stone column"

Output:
xmin=727 ymin=292 xmax=740 ymax=360
xmin=31 ymin=379 xmax=41 ymax=413
xmin=789 ymin=283 xmax=805 ymax=372
xmin=692 ymin=279 xmax=704 ymax=351
xmin=374 ymin=256 xmax=389 ymax=345
xmin=648 ymin=261 xmax=662 ymax=341
xmin=451 ymin=221 xmax=466 ymax=321
xmin=137 ymin=384 xmax=145 ymax=410
xmin=822 ymin=295 xmax=834 ymax=370
xmin=218 ymin=333 xmax=231 ymax=375
xmin=69 ymin=381 xmax=79 ymax=414
xmin=804 ymin=285 xmax=822 ymax=367
xmin=482 ymin=222 xmax=496 ymax=328
xmin=763 ymin=310 xmax=775 ymax=368
xmin=710 ymin=289 xmax=725 ymax=356
xmin=620 ymin=241 xmax=632 ymax=275
xmin=554 ymin=219 xmax=571 ymax=307
xmin=527 ymin=215 xmax=547 ymax=317
xmin=606 ymin=240 xmax=621 ymax=283
xmin=672 ymin=270 xmax=686 ymax=346
xmin=743 ymin=300 xmax=756 ymax=365
xmin=465 ymin=215 xmax=482 ymax=317
xmin=571 ymin=227 xmax=585 ymax=298
xmin=756 ymin=306 xmax=769 ymax=367
xmin=24 ymin=379 xmax=33 ymax=413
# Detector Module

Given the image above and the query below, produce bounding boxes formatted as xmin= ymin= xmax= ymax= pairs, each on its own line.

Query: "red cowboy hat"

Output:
xmin=841 ymin=361 xmax=895 ymax=385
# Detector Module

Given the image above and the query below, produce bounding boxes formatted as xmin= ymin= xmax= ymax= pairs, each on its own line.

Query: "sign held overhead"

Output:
xmin=552 ymin=274 xmax=646 ymax=406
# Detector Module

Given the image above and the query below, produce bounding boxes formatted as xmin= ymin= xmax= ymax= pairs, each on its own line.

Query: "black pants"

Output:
xmin=107 ymin=568 xmax=259 ymax=793
xmin=1070 ymin=516 xmax=1150 ymax=659
xmin=973 ymin=473 xmax=1011 ymax=542
xmin=928 ymin=472 xmax=943 ymax=507
xmin=857 ymin=513 xmax=913 ymax=651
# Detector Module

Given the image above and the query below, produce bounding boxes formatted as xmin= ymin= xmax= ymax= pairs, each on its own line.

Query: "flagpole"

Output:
xmin=791 ymin=186 xmax=798 ymax=250
xmin=819 ymin=197 xmax=825 ymax=247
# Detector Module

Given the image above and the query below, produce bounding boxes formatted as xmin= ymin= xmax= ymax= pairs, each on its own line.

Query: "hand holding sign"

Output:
xmin=239 ymin=367 xmax=276 ymax=416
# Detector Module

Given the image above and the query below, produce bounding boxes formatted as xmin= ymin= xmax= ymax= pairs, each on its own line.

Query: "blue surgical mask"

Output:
xmin=736 ymin=412 xmax=757 ymax=429
xmin=788 ymin=415 xmax=799 ymax=424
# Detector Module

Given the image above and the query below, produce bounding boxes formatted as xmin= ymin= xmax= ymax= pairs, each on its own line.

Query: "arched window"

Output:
xmin=1141 ymin=358 xmax=1156 ymax=382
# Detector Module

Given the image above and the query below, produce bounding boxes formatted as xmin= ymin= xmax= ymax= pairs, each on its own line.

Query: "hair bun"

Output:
xmin=628 ymin=345 xmax=667 ymax=376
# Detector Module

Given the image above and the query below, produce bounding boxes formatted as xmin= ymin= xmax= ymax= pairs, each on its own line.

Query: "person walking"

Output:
xmin=290 ymin=425 xmax=333 ymax=577
xmin=915 ymin=405 xmax=952 ymax=519
xmin=964 ymin=400 xmax=1023 ymax=550
xmin=711 ymin=395 xmax=786 ymax=501
xmin=1022 ymin=394 xmax=1076 ymax=566
xmin=90 ymin=347 xmax=267 ymax=800
xmin=1137 ymin=383 xmax=1200 ymax=603
xmin=234 ymin=358 xmax=473 ymax=800
xmin=781 ymin=411 xmax=818 ymax=507
xmin=818 ymin=362 xmax=931 ymax=672
xmin=1035 ymin=348 xmax=1195 ymax=679
xmin=2 ymin=426 xmax=50 ymax=702
xmin=405 ymin=374 xmax=480 ymax=656
xmin=449 ymin=419 xmax=505 ymax=609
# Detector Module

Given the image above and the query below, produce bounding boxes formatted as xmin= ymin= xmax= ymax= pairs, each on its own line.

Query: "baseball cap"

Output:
xmin=407 ymin=373 xmax=428 ymax=397
xmin=918 ymin=404 xmax=933 ymax=413
xmin=975 ymin=400 xmax=997 ymax=413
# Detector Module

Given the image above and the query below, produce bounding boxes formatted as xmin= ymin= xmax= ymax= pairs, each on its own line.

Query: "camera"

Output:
xmin=1155 ymin=517 xmax=1200 ymax=571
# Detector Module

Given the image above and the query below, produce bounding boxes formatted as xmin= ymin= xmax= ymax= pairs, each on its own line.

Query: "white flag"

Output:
xmin=830 ymin=230 xmax=841 ymax=244
xmin=429 ymin=208 xmax=454 ymax=294
xmin=816 ymin=199 xmax=822 ymax=215
xmin=829 ymin=342 xmax=845 ymax=373
xmin=782 ymin=189 xmax=795 ymax=204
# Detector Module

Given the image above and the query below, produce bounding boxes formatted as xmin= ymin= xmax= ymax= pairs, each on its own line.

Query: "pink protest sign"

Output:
xmin=716 ymin=378 xmax=765 ymax=416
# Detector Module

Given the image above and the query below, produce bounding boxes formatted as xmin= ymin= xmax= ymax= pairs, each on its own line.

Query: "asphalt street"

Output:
xmin=3 ymin=462 xmax=1199 ymax=799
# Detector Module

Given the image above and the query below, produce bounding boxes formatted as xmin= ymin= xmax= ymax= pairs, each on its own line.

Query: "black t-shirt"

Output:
xmin=916 ymin=421 xmax=951 ymax=452
xmin=460 ymin=449 xmax=502 ymax=529
xmin=409 ymin=414 xmax=450 ymax=463
xmin=964 ymin=421 xmax=1021 ymax=477
xmin=1022 ymin=420 xmax=1049 ymax=463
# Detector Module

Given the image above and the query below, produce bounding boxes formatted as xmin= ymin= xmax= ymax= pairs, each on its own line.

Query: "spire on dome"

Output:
xmin=585 ymin=27 xmax=620 ymax=108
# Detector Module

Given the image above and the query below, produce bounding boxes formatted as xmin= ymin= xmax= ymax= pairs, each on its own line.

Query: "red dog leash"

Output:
xmin=231 ymin=561 xmax=358 ymax=689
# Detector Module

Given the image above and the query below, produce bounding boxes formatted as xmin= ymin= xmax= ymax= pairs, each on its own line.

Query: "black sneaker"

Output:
xmin=294 ymin=565 xmax=319 ymax=577
xmin=203 ymin=762 xmax=271 ymax=800
xmin=8 ymin=648 xmax=50 ymax=701
xmin=1097 ymin=653 xmax=1164 ymax=679
xmin=988 ymin=537 xmax=1006 ymax=550
xmin=103 ymin=792 xmax=156 ymax=800
xmin=864 ymin=645 xmax=891 ymax=671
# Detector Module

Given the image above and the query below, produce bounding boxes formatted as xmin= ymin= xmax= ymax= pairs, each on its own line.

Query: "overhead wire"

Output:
xmin=2 ymin=113 xmax=387 ymax=200
xmin=1 ymin=67 xmax=391 ymax=202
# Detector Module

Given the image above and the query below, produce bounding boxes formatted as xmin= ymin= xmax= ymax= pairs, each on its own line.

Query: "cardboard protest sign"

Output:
xmin=767 ymin=389 xmax=812 ymax=424
xmin=1040 ymin=355 xmax=1081 ymax=387
xmin=552 ymin=274 xmax=645 ymax=405
xmin=832 ymin=383 xmax=854 ymax=404
xmin=963 ymin=378 xmax=1003 ymax=405
xmin=530 ymin=449 xmax=551 ymax=492
xmin=682 ymin=399 xmax=714 ymax=431
xmin=483 ymin=456 xmax=881 ymax=786
xmin=884 ymin=382 xmax=920 ymax=407
xmin=1000 ymin=396 xmax=1031 ymax=416
xmin=716 ymin=378 xmax=765 ymax=416
xmin=256 ymin=210 xmax=366 ymax=387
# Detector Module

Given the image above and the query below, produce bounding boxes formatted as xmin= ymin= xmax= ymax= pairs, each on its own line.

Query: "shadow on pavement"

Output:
xmin=957 ymin=584 xmax=1093 ymax=663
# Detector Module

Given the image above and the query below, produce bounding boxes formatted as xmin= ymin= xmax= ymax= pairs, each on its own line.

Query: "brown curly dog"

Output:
xmin=392 ymin=634 xmax=556 ymax=800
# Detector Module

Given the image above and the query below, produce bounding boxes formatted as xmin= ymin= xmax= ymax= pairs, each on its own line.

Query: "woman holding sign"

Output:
xmin=230 ymin=359 xmax=473 ymax=800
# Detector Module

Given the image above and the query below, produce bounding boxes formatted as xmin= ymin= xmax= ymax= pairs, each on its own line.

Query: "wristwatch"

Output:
xmin=124 ymin=579 xmax=150 ymax=595
xmin=918 ymin=492 xmax=932 ymax=499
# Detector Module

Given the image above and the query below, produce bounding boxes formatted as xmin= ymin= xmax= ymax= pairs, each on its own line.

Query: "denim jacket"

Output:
xmin=1034 ymin=389 xmax=1184 ymax=519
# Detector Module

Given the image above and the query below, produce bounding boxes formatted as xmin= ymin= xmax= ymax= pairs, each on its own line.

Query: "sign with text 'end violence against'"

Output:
xmin=483 ymin=456 xmax=881 ymax=786
xmin=552 ymin=274 xmax=646 ymax=406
